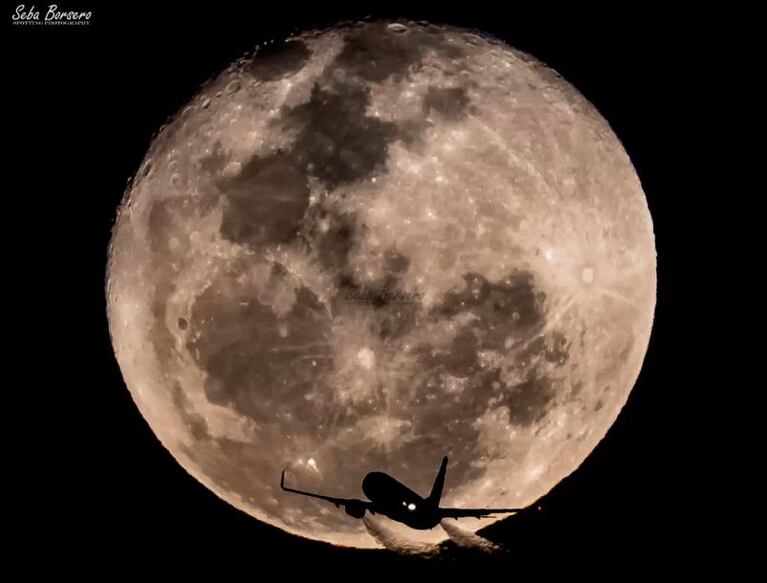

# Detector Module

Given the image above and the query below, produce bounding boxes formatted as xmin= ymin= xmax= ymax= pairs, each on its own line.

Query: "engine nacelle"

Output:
xmin=344 ymin=501 xmax=367 ymax=519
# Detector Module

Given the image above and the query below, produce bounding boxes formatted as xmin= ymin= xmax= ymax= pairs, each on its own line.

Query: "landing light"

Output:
xmin=407 ymin=503 xmax=417 ymax=511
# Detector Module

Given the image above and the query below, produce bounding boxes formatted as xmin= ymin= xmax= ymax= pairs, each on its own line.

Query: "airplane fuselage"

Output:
xmin=280 ymin=455 xmax=524 ymax=528
xmin=362 ymin=471 xmax=442 ymax=529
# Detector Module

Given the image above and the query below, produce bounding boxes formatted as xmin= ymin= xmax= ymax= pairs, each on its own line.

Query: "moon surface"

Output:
xmin=107 ymin=21 xmax=656 ymax=548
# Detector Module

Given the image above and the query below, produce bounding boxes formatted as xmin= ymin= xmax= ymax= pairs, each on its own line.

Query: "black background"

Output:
xmin=8 ymin=2 xmax=757 ymax=579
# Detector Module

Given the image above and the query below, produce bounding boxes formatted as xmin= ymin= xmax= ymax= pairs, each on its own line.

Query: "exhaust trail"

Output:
xmin=440 ymin=519 xmax=500 ymax=553
xmin=362 ymin=514 xmax=441 ymax=556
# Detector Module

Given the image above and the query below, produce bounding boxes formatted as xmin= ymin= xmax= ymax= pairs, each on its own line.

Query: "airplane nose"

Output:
xmin=361 ymin=472 xmax=381 ymax=499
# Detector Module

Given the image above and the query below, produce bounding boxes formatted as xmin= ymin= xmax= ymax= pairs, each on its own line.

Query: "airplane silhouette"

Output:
xmin=280 ymin=456 xmax=526 ymax=530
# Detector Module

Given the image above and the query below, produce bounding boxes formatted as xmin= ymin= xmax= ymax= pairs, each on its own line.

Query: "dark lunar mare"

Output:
xmin=216 ymin=23 xmax=472 ymax=255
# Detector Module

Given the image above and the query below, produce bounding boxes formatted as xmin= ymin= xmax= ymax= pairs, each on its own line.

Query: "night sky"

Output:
xmin=8 ymin=2 xmax=756 ymax=579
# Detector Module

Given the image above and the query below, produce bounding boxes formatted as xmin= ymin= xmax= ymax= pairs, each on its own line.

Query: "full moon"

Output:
xmin=107 ymin=21 xmax=655 ymax=548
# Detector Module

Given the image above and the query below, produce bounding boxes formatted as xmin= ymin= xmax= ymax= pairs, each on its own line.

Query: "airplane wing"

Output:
xmin=280 ymin=470 xmax=371 ymax=517
xmin=439 ymin=506 xmax=525 ymax=519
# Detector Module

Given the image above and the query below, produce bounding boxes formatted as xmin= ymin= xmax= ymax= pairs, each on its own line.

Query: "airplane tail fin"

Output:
xmin=428 ymin=456 xmax=448 ymax=506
